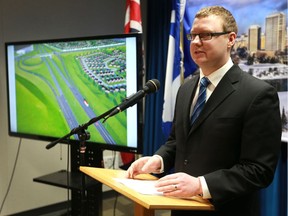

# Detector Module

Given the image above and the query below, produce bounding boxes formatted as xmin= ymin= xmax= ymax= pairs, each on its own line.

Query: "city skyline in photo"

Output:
xmin=186 ymin=0 xmax=287 ymax=36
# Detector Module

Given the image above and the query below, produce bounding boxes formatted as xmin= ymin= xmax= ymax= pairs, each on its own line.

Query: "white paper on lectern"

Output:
xmin=114 ymin=178 xmax=163 ymax=195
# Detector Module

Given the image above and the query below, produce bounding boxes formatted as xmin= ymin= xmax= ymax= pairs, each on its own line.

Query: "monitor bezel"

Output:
xmin=5 ymin=33 xmax=144 ymax=154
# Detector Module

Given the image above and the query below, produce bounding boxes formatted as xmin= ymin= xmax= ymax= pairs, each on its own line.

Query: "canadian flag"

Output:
xmin=124 ymin=0 xmax=142 ymax=33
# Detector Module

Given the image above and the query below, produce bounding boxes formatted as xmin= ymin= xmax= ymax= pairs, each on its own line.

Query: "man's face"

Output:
xmin=190 ymin=15 xmax=233 ymax=75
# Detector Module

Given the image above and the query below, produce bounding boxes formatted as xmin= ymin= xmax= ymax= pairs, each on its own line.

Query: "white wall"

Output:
xmin=0 ymin=0 xmax=129 ymax=214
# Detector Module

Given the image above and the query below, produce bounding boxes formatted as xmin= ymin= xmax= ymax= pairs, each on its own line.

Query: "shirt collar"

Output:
xmin=199 ymin=58 xmax=234 ymax=88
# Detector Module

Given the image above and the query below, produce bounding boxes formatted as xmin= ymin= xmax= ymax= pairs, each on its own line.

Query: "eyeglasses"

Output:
xmin=187 ymin=32 xmax=231 ymax=41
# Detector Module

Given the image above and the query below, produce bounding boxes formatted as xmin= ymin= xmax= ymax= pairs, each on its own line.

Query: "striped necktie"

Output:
xmin=191 ymin=77 xmax=210 ymax=124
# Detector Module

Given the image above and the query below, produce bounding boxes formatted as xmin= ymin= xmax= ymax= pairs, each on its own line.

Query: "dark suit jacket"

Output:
xmin=155 ymin=65 xmax=282 ymax=216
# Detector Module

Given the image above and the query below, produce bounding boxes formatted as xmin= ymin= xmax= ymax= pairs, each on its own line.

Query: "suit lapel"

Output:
xmin=189 ymin=65 xmax=241 ymax=133
xmin=182 ymin=76 xmax=199 ymax=136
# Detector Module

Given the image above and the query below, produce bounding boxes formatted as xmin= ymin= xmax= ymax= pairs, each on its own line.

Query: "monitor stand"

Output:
xmin=34 ymin=143 xmax=103 ymax=216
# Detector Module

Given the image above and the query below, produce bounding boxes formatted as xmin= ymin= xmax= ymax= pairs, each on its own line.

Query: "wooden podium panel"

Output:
xmin=80 ymin=166 xmax=214 ymax=216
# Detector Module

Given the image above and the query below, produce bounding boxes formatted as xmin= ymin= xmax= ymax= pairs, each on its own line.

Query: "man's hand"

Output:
xmin=155 ymin=172 xmax=202 ymax=198
xmin=125 ymin=156 xmax=162 ymax=178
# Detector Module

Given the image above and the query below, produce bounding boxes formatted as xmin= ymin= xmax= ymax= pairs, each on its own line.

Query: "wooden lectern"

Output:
xmin=80 ymin=166 xmax=214 ymax=216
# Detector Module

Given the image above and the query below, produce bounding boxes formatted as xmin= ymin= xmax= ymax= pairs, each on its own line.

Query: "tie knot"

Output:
xmin=200 ymin=77 xmax=210 ymax=87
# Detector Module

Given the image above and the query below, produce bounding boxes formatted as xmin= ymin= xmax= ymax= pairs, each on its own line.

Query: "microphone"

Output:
xmin=104 ymin=79 xmax=160 ymax=120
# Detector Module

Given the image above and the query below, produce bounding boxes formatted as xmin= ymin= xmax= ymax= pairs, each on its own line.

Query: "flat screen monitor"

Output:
xmin=5 ymin=33 xmax=143 ymax=153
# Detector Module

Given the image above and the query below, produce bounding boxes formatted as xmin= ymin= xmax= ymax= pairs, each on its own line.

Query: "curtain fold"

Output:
xmin=143 ymin=0 xmax=172 ymax=156
xmin=260 ymin=142 xmax=287 ymax=216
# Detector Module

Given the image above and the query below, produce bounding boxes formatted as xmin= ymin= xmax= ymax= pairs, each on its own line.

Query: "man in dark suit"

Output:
xmin=126 ymin=6 xmax=282 ymax=216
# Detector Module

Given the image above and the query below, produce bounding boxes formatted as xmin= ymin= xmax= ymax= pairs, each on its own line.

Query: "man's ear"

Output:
xmin=228 ymin=32 xmax=236 ymax=48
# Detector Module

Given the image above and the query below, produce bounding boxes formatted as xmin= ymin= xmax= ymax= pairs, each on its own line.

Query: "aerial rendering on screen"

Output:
xmin=10 ymin=38 xmax=132 ymax=146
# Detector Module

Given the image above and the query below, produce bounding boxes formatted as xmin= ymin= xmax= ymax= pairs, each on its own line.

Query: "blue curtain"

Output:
xmin=143 ymin=0 xmax=172 ymax=156
xmin=260 ymin=142 xmax=287 ymax=216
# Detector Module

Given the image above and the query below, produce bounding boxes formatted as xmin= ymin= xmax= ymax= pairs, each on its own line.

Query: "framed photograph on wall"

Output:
xmin=183 ymin=0 xmax=288 ymax=142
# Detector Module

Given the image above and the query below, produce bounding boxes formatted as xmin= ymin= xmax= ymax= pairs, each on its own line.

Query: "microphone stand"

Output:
xmin=78 ymin=128 xmax=90 ymax=216
xmin=45 ymin=105 xmax=117 ymax=215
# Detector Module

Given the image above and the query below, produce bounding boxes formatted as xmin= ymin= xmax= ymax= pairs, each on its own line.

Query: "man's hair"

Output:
xmin=195 ymin=6 xmax=238 ymax=34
